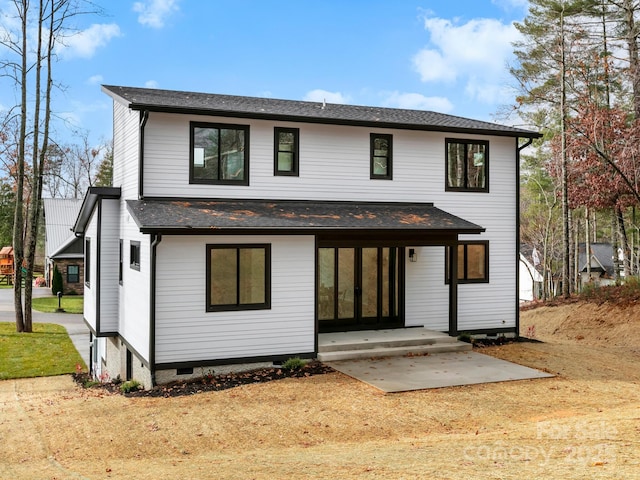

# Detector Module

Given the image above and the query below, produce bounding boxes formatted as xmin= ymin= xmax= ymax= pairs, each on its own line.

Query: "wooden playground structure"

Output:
xmin=0 ymin=246 xmax=14 ymax=285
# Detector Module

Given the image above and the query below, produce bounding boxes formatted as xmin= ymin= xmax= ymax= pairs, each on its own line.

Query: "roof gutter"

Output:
xmin=149 ymin=233 xmax=162 ymax=387
xmin=138 ymin=110 xmax=149 ymax=200
xmin=515 ymin=136 xmax=535 ymax=337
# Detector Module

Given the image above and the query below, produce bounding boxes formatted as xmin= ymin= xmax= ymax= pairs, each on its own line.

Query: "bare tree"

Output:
xmin=0 ymin=0 xmax=96 ymax=332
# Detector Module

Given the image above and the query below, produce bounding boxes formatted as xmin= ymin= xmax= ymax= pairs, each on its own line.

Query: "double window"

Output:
xmin=274 ymin=127 xmax=299 ymax=176
xmin=190 ymin=122 xmax=249 ymax=185
xmin=370 ymin=133 xmax=392 ymax=179
xmin=207 ymin=244 xmax=271 ymax=312
xmin=446 ymin=139 xmax=489 ymax=192
xmin=446 ymin=241 xmax=489 ymax=283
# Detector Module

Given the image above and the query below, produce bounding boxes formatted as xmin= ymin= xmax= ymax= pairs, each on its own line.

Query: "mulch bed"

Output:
xmin=73 ymin=361 xmax=335 ymax=398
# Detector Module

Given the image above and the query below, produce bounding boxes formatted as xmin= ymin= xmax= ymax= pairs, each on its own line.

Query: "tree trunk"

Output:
xmin=12 ymin=0 xmax=28 ymax=333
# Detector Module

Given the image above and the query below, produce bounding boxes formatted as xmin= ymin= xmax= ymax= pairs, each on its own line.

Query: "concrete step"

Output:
xmin=317 ymin=341 xmax=472 ymax=362
xmin=318 ymin=334 xmax=461 ymax=353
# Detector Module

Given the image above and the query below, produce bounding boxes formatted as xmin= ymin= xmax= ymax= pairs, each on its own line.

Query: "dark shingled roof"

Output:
xmin=102 ymin=85 xmax=540 ymax=139
xmin=126 ymin=199 xmax=485 ymax=235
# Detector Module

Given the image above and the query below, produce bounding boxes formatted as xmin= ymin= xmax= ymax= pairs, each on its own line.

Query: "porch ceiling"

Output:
xmin=126 ymin=199 xmax=485 ymax=235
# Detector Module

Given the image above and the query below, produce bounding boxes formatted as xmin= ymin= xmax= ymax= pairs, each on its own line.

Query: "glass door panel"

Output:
xmin=318 ymin=248 xmax=335 ymax=321
xmin=318 ymin=246 xmax=403 ymax=332
xmin=337 ymin=248 xmax=355 ymax=320
xmin=361 ymin=248 xmax=379 ymax=318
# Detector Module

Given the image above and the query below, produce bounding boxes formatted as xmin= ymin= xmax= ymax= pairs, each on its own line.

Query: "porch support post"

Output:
xmin=448 ymin=241 xmax=459 ymax=336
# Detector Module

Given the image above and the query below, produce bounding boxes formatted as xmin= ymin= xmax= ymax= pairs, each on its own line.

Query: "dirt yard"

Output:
xmin=1 ymin=302 xmax=639 ymax=479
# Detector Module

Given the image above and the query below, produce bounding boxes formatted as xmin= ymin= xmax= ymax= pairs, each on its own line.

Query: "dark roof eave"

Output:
xmin=126 ymin=103 xmax=541 ymax=139
xmin=72 ymin=186 xmax=121 ymax=235
xmin=136 ymin=226 xmax=486 ymax=235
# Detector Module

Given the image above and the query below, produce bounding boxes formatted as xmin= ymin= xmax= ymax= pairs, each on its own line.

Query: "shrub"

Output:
xmin=120 ymin=380 xmax=141 ymax=393
xmin=281 ymin=357 xmax=307 ymax=370
xmin=51 ymin=265 xmax=63 ymax=296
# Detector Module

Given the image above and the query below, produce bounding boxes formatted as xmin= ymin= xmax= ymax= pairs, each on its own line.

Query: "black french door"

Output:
xmin=318 ymin=247 xmax=404 ymax=332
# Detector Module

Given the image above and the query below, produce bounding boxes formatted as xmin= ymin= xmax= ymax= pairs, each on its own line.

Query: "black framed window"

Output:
xmin=85 ymin=238 xmax=91 ymax=286
xmin=119 ymin=240 xmax=123 ymax=284
xmin=67 ymin=264 xmax=79 ymax=283
xmin=190 ymin=122 xmax=249 ymax=185
xmin=274 ymin=127 xmax=299 ymax=176
xmin=206 ymin=244 xmax=271 ymax=312
xmin=370 ymin=133 xmax=392 ymax=179
xmin=446 ymin=139 xmax=488 ymax=192
xmin=446 ymin=241 xmax=489 ymax=283
xmin=130 ymin=241 xmax=140 ymax=271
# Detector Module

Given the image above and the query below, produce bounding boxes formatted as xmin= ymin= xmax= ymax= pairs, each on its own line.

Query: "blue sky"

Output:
xmin=1 ymin=0 xmax=530 ymax=147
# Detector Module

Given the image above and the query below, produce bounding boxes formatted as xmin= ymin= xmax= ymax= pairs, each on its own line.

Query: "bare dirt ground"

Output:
xmin=1 ymin=302 xmax=640 ymax=479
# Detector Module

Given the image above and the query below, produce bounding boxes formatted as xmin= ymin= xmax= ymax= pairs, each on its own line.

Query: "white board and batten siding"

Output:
xmin=154 ymin=235 xmax=316 ymax=365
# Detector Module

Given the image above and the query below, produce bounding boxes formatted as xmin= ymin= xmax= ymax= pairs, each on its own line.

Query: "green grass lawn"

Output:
xmin=0 ymin=322 xmax=86 ymax=380
xmin=32 ymin=295 xmax=84 ymax=314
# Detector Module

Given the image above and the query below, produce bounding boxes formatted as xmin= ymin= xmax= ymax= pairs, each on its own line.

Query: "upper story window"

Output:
xmin=446 ymin=139 xmax=488 ymax=192
xmin=274 ymin=127 xmax=299 ymax=176
xmin=370 ymin=133 xmax=392 ymax=180
xmin=190 ymin=122 xmax=249 ymax=185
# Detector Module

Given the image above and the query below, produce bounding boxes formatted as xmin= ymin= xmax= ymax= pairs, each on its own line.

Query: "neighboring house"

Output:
xmin=578 ymin=242 xmax=622 ymax=286
xmin=44 ymin=199 xmax=84 ymax=294
xmin=73 ymin=85 xmax=540 ymax=387
xmin=519 ymin=252 xmax=543 ymax=302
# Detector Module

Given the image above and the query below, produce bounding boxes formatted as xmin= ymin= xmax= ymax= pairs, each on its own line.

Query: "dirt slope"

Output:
xmin=520 ymin=300 xmax=640 ymax=347
xmin=1 ymin=301 xmax=639 ymax=479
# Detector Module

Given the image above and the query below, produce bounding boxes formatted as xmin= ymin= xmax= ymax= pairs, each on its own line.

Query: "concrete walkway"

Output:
xmin=0 ymin=287 xmax=90 ymax=368
xmin=327 ymin=350 xmax=554 ymax=393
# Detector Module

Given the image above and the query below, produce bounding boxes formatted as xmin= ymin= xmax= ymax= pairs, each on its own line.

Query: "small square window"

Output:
xmin=370 ymin=133 xmax=392 ymax=179
xmin=446 ymin=139 xmax=489 ymax=192
xmin=130 ymin=241 xmax=140 ymax=271
xmin=274 ymin=127 xmax=299 ymax=176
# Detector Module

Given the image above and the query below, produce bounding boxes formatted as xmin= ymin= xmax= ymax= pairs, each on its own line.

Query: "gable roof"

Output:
xmin=578 ymin=242 xmax=617 ymax=277
xmin=102 ymin=85 xmax=541 ymax=139
xmin=125 ymin=199 xmax=485 ymax=236
xmin=43 ymin=199 xmax=84 ymax=259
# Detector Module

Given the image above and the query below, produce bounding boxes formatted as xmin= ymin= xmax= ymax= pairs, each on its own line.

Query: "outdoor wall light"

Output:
xmin=409 ymin=248 xmax=417 ymax=262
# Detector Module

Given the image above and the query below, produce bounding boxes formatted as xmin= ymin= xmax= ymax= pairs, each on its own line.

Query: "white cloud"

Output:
xmin=144 ymin=80 xmax=159 ymax=88
xmin=87 ymin=75 xmax=104 ymax=85
xmin=58 ymin=24 xmax=122 ymax=59
xmin=133 ymin=0 xmax=180 ymax=29
xmin=303 ymin=89 xmax=350 ymax=104
xmin=382 ymin=92 xmax=454 ymax=113
xmin=413 ymin=15 xmax=521 ymax=103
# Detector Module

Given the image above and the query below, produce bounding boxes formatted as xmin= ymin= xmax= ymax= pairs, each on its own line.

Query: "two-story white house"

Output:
xmin=73 ymin=85 xmax=539 ymax=387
